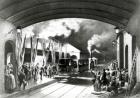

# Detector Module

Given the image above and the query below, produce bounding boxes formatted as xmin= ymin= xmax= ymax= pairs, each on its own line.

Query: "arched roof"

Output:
xmin=0 ymin=0 xmax=138 ymax=27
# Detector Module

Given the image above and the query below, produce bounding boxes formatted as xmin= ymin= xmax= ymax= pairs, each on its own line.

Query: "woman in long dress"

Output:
xmin=94 ymin=76 xmax=101 ymax=92
xmin=10 ymin=70 xmax=16 ymax=89
xmin=47 ymin=64 xmax=51 ymax=78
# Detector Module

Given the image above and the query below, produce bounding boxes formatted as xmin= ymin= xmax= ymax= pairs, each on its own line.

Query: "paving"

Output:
xmin=0 ymin=70 xmax=113 ymax=98
xmin=2 ymin=69 xmax=140 ymax=98
xmin=1 ymin=76 xmax=57 ymax=98
xmin=7 ymin=76 xmax=105 ymax=98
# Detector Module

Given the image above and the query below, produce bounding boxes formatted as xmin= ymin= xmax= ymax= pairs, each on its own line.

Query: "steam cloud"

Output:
xmin=23 ymin=18 xmax=117 ymax=61
xmin=31 ymin=18 xmax=83 ymax=39
xmin=53 ymin=20 xmax=116 ymax=61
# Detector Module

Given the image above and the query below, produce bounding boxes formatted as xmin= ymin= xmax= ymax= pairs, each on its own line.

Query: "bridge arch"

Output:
xmin=0 ymin=0 xmax=139 ymax=94
xmin=0 ymin=0 xmax=137 ymax=28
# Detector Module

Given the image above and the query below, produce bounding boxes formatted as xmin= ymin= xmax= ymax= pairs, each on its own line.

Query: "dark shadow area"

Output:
xmin=63 ymin=77 xmax=92 ymax=86
xmin=56 ymin=71 xmax=93 ymax=86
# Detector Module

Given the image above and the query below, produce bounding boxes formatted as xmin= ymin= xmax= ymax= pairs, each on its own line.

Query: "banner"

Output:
xmin=41 ymin=39 xmax=46 ymax=66
xmin=59 ymin=43 xmax=62 ymax=59
xmin=46 ymin=40 xmax=51 ymax=64
xmin=20 ymin=35 xmax=26 ymax=66
xmin=34 ymin=38 xmax=39 ymax=63
xmin=15 ymin=32 xmax=27 ymax=66
xmin=51 ymin=40 xmax=56 ymax=64
xmin=30 ymin=37 xmax=39 ymax=65
xmin=30 ymin=36 xmax=33 ymax=64
xmin=15 ymin=32 xmax=22 ymax=65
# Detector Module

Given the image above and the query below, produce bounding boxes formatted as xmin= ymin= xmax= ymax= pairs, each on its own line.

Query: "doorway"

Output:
xmin=4 ymin=40 xmax=17 ymax=92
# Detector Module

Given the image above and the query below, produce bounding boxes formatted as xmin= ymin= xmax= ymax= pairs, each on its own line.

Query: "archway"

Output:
xmin=4 ymin=41 xmax=15 ymax=65
xmin=125 ymin=45 xmax=128 ymax=69
xmin=0 ymin=0 xmax=139 ymax=95
xmin=0 ymin=0 xmax=136 ymax=28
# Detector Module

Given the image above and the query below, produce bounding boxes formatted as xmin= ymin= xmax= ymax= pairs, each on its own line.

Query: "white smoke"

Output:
xmin=23 ymin=18 xmax=85 ymax=39
xmin=87 ymin=21 xmax=115 ymax=53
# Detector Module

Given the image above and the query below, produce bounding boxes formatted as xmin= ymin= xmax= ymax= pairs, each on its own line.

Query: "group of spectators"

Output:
xmin=6 ymin=61 xmax=129 ymax=96
xmin=5 ymin=63 xmax=16 ymax=93
xmin=5 ymin=62 xmax=58 ymax=92
xmin=91 ymin=68 xmax=129 ymax=95
xmin=17 ymin=63 xmax=58 ymax=90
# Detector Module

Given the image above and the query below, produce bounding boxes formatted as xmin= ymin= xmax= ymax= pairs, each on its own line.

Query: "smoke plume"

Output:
xmin=24 ymin=18 xmax=117 ymax=61
xmin=53 ymin=19 xmax=116 ymax=60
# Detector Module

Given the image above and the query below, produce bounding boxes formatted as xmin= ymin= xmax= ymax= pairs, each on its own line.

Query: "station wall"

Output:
xmin=0 ymin=18 xmax=15 ymax=94
xmin=123 ymin=31 xmax=132 ymax=76
xmin=117 ymin=31 xmax=132 ymax=76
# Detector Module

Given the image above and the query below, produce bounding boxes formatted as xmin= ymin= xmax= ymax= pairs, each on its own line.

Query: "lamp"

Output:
xmin=16 ymin=26 xmax=22 ymax=33
xmin=114 ymin=26 xmax=125 ymax=40
xmin=114 ymin=26 xmax=120 ymax=34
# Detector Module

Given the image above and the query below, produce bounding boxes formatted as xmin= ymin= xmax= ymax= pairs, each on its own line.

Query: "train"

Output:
xmin=58 ymin=58 xmax=89 ymax=73
xmin=78 ymin=59 xmax=89 ymax=73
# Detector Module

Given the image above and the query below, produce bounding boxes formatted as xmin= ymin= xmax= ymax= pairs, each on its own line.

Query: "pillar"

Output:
xmin=0 ymin=18 xmax=15 ymax=94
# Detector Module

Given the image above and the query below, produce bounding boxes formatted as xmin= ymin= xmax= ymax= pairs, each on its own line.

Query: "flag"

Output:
xmin=31 ymin=36 xmax=36 ymax=63
xmin=59 ymin=43 xmax=62 ymax=59
xmin=51 ymin=40 xmax=55 ymax=64
xmin=42 ymin=39 xmax=46 ymax=58
xmin=15 ymin=32 xmax=22 ymax=63
xmin=30 ymin=36 xmax=33 ymax=64
xmin=31 ymin=37 xmax=39 ymax=64
xmin=42 ymin=39 xmax=46 ymax=65
xmin=32 ymin=38 xmax=39 ymax=63
xmin=46 ymin=40 xmax=51 ymax=64
xmin=32 ymin=49 xmax=36 ymax=63
xmin=19 ymin=35 xmax=26 ymax=66
xmin=47 ymin=40 xmax=51 ymax=50
xmin=33 ymin=38 xmax=39 ymax=62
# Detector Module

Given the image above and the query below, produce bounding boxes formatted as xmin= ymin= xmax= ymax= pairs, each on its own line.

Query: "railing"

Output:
xmin=128 ymin=47 xmax=138 ymax=95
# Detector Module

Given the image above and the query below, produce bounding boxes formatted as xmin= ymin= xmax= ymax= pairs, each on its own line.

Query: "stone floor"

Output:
xmin=1 ymin=69 xmax=140 ymax=98
xmin=1 ymin=75 xmax=56 ymax=98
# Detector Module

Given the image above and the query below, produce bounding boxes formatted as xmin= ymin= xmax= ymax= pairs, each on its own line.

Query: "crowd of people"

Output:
xmin=5 ymin=62 xmax=59 ymax=92
xmin=91 ymin=68 xmax=129 ymax=95
xmin=18 ymin=63 xmax=58 ymax=90
xmin=5 ymin=60 xmax=130 ymax=96
xmin=5 ymin=63 xmax=16 ymax=93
